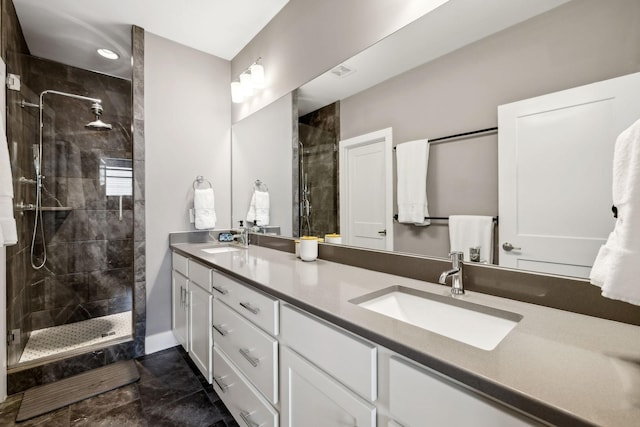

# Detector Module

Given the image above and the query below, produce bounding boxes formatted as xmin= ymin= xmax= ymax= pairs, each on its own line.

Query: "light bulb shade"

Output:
xmin=231 ymin=81 xmax=244 ymax=103
xmin=250 ymin=63 xmax=265 ymax=89
xmin=240 ymin=72 xmax=254 ymax=96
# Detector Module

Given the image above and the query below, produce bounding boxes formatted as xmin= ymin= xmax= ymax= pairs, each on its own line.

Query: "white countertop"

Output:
xmin=172 ymin=242 xmax=640 ymax=426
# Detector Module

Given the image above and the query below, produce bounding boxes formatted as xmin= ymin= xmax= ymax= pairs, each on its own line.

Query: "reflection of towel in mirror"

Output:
xmin=194 ymin=188 xmax=216 ymax=229
xmin=246 ymin=190 xmax=270 ymax=226
xmin=449 ymin=215 xmax=494 ymax=263
xmin=590 ymin=117 xmax=640 ymax=306
xmin=396 ymin=139 xmax=430 ymax=226
xmin=0 ymin=115 xmax=17 ymax=247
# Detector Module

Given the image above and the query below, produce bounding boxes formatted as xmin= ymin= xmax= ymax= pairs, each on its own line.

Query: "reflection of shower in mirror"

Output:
xmin=299 ymin=140 xmax=312 ymax=235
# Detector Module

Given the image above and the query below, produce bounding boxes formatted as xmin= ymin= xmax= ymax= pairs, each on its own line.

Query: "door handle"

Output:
xmin=502 ymin=242 xmax=522 ymax=252
xmin=378 ymin=229 xmax=387 ymax=236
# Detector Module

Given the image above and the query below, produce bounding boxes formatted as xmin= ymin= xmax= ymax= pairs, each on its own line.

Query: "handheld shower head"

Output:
xmin=86 ymin=102 xmax=113 ymax=130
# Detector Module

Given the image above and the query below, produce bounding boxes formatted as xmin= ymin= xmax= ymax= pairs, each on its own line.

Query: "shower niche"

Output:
xmin=5 ymin=52 xmax=136 ymax=373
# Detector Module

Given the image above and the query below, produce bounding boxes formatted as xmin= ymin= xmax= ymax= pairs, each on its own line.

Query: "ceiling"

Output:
xmin=12 ymin=0 xmax=289 ymax=79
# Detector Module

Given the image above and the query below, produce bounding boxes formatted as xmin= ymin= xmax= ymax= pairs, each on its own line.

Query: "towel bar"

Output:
xmin=393 ymin=215 xmax=498 ymax=224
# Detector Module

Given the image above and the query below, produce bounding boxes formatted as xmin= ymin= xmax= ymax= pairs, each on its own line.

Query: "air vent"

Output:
xmin=330 ymin=65 xmax=355 ymax=78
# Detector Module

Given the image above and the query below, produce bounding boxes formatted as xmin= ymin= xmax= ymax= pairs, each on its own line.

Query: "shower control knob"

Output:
xmin=502 ymin=242 xmax=522 ymax=252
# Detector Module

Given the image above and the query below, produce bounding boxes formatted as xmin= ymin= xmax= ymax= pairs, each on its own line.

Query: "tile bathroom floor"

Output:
xmin=0 ymin=346 xmax=239 ymax=427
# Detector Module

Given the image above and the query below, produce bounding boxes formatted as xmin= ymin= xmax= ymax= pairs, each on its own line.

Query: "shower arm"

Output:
xmin=39 ymin=89 xmax=102 ymax=108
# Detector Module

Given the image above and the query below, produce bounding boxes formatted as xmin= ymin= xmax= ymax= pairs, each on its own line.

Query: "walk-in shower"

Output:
xmin=5 ymin=52 xmax=134 ymax=374
xmin=21 ymin=90 xmax=113 ymax=270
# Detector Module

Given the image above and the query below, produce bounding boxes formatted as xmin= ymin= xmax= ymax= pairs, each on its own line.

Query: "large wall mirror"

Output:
xmin=232 ymin=0 xmax=640 ymax=281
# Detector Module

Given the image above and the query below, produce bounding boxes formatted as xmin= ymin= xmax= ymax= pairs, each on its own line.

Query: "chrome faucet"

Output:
xmin=231 ymin=221 xmax=249 ymax=248
xmin=439 ymin=251 xmax=464 ymax=295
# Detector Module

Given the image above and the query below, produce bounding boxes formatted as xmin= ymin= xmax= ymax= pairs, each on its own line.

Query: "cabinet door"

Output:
xmin=171 ymin=270 xmax=188 ymax=351
xmin=389 ymin=356 xmax=540 ymax=426
xmin=281 ymin=347 xmax=376 ymax=427
xmin=189 ymin=282 xmax=213 ymax=383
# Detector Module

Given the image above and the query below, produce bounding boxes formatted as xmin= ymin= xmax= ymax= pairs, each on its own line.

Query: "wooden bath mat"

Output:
xmin=16 ymin=360 xmax=139 ymax=422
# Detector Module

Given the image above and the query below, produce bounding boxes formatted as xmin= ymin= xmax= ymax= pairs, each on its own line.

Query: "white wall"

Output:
xmin=144 ymin=32 xmax=231 ymax=341
xmin=232 ymin=94 xmax=293 ymax=235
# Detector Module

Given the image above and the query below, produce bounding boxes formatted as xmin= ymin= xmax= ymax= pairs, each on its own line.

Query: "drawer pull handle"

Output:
xmin=180 ymin=287 xmax=184 ymax=305
xmin=212 ymin=324 xmax=227 ymax=336
xmin=239 ymin=302 xmax=260 ymax=315
xmin=239 ymin=348 xmax=259 ymax=367
xmin=239 ymin=411 xmax=258 ymax=427
xmin=213 ymin=376 xmax=230 ymax=393
xmin=211 ymin=284 xmax=228 ymax=295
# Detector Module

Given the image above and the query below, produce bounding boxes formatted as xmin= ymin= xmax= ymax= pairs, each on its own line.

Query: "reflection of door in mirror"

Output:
xmin=499 ymin=72 xmax=640 ymax=278
xmin=339 ymin=128 xmax=394 ymax=251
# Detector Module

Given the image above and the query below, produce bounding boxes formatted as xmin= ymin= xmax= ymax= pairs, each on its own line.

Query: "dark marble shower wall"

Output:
xmin=17 ymin=54 xmax=134 ymax=333
xmin=299 ymin=102 xmax=339 ymax=237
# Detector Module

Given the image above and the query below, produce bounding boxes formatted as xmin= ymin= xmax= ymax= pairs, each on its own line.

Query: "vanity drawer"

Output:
xmin=172 ymin=252 xmax=189 ymax=277
xmin=213 ymin=298 xmax=278 ymax=404
xmin=210 ymin=269 xmax=279 ymax=335
xmin=213 ymin=346 xmax=278 ymax=427
xmin=189 ymin=260 xmax=211 ymax=289
xmin=389 ymin=356 xmax=539 ymax=427
xmin=280 ymin=304 xmax=377 ymax=401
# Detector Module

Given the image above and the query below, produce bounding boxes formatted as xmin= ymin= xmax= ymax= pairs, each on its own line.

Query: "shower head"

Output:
xmin=85 ymin=102 xmax=113 ymax=131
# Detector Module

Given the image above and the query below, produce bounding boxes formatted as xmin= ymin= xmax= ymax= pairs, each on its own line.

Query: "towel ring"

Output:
xmin=193 ymin=175 xmax=213 ymax=190
xmin=254 ymin=179 xmax=268 ymax=192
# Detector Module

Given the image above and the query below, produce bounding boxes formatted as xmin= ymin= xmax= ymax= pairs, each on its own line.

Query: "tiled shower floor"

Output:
xmin=19 ymin=311 xmax=132 ymax=363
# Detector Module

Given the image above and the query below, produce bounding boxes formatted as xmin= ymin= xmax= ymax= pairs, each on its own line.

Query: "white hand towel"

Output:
xmin=449 ymin=215 xmax=494 ymax=263
xmin=396 ymin=139 xmax=430 ymax=226
xmin=194 ymin=188 xmax=216 ymax=230
xmin=254 ymin=190 xmax=270 ymax=226
xmin=0 ymin=115 xmax=17 ymax=247
xmin=590 ymin=117 xmax=640 ymax=305
xmin=246 ymin=191 xmax=257 ymax=224
xmin=246 ymin=190 xmax=270 ymax=226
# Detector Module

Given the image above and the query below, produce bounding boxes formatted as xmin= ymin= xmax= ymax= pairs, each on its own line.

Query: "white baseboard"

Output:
xmin=145 ymin=330 xmax=179 ymax=355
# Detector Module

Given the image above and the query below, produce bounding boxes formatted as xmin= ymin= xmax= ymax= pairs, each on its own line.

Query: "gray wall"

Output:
xmin=232 ymin=93 xmax=293 ymax=235
xmin=144 ymin=32 xmax=231 ymax=339
xmin=340 ymin=0 xmax=640 ymax=257
xmin=231 ymin=0 xmax=448 ymax=123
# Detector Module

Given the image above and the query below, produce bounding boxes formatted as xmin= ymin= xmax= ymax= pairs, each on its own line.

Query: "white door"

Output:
xmin=280 ymin=346 xmax=376 ymax=427
xmin=188 ymin=282 xmax=212 ymax=382
xmin=171 ymin=271 xmax=189 ymax=351
xmin=498 ymin=72 xmax=640 ymax=277
xmin=339 ymin=128 xmax=393 ymax=250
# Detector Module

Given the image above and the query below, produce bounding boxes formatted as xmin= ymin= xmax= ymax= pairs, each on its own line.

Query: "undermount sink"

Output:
xmin=351 ymin=286 xmax=521 ymax=350
xmin=201 ymin=246 xmax=244 ymax=254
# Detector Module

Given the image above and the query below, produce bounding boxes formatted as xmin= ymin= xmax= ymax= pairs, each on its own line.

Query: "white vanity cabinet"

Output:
xmin=171 ymin=252 xmax=213 ymax=382
xmin=188 ymin=261 xmax=213 ymax=383
xmin=386 ymin=356 xmax=541 ymax=427
xmin=171 ymin=252 xmax=190 ymax=351
xmin=172 ymin=247 xmax=547 ymax=427
xmin=280 ymin=304 xmax=377 ymax=427
xmin=210 ymin=269 xmax=280 ymax=426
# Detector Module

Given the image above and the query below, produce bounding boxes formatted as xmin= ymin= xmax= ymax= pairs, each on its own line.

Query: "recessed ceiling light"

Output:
xmin=97 ymin=48 xmax=119 ymax=60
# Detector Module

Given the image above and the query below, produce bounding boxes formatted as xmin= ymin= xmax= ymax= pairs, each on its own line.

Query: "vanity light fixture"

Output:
xmin=231 ymin=57 xmax=265 ymax=103
xmin=97 ymin=48 xmax=119 ymax=60
xmin=231 ymin=81 xmax=244 ymax=103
